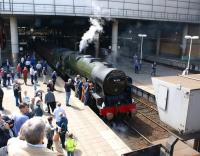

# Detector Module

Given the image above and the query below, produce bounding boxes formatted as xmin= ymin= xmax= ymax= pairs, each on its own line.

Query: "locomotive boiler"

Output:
xmin=39 ymin=48 xmax=136 ymax=119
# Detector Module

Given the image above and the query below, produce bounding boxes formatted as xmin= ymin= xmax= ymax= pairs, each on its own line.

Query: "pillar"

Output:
xmin=156 ymin=31 xmax=161 ymax=56
xmin=10 ymin=16 xmax=19 ymax=66
xmin=95 ymin=33 xmax=100 ymax=58
xmin=112 ymin=20 xmax=118 ymax=63
xmin=181 ymin=24 xmax=188 ymax=57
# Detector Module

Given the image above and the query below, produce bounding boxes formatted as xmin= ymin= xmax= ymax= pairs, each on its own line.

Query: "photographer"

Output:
xmin=0 ymin=115 xmax=15 ymax=148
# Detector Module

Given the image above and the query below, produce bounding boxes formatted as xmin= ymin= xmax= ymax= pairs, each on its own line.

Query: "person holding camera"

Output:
xmin=0 ymin=115 xmax=15 ymax=148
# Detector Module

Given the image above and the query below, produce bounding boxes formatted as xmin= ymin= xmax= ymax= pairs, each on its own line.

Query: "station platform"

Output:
xmin=153 ymin=138 xmax=200 ymax=156
xmin=0 ymin=75 xmax=132 ymax=156
xmin=115 ymin=57 xmax=183 ymax=96
xmin=144 ymin=55 xmax=200 ymax=72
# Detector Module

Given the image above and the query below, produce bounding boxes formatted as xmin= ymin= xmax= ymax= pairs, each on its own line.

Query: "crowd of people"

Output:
xmin=0 ymin=55 xmax=77 ymax=156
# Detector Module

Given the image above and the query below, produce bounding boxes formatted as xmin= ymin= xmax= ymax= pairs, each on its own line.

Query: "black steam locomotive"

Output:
xmin=39 ymin=48 xmax=136 ymax=119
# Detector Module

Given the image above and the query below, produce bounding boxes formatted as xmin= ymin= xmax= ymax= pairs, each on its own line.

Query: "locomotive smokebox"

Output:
xmin=152 ymin=74 xmax=200 ymax=134
xmin=91 ymin=66 xmax=127 ymax=95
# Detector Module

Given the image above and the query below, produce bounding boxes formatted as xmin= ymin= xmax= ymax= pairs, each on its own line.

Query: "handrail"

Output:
xmin=0 ymin=1 xmax=200 ymax=23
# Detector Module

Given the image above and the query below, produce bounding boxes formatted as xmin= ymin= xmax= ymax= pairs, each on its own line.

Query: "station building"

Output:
xmin=0 ymin=0 xmax=200 ymax=66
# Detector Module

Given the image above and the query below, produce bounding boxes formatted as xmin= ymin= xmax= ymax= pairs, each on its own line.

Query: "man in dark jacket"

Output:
xmin=13 ymin=81 xmax=20 ymax=107
xmin=45 ymin=87 xmax=56 ymax=114
xmin=0 ymin=86 xmax=4 ymax=110
xmin=0 ymin=115 xmax=15 ymax=148
xmin=57 ymin=112 xmax=68 ymax=149
xmin=64 ymin=79 xmax=73 ymax=106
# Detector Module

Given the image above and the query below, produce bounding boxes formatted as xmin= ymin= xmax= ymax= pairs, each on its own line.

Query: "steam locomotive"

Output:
xmin=39 ymin=47 xmax=136 ymax=119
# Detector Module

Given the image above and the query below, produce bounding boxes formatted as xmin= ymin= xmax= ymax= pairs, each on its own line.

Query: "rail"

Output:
xmin=1 ymin=1 xmax=200 ymax=23
xmin=131 ymin=85 xmax=155 ymax=103
xmin=133 ymin=96 xmax=191 ymax=141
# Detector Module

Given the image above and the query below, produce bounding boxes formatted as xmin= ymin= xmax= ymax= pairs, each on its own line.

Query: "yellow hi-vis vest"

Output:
xmin=65 ymin=138 xmax=76 ymax=151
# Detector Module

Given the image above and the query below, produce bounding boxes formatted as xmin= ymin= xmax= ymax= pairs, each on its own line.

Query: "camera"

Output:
xmin=55 ymin=127 xmax=58 ymax=132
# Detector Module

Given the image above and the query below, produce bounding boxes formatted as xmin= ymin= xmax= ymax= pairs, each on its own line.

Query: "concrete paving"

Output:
xmin=115 ymin=58 xmax=183 ymax=95
xmin=0 ymin=74 xmax=132 ymax=156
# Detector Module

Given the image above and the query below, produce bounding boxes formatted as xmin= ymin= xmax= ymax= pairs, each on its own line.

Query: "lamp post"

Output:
xmin=138 ymin=34 xmax=147 ymax=68
xmin=182 ymin=35 xmax=199 ymax=75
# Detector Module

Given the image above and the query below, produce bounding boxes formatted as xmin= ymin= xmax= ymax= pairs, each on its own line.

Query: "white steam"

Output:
xmin=79 ymin=18 xmax=103 ymax=52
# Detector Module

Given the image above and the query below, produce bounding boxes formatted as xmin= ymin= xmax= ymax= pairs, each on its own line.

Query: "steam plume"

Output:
xmin=79 ymin=18 xmax=104 ymax=52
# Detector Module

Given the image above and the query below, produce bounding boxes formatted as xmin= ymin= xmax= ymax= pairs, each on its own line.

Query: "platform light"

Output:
xmin=182 ymin=35 xmax=199 ymax=75
xmin=185 ymin=35 xmax=199 ymax=40
xmin=138 ymin=34 xmax=147 ymax=68
xmin=138 ymin=34 xmax=147 ymax=38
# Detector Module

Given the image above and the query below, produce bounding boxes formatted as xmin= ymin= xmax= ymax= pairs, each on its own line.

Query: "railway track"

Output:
xmin=111 ymin=94 xmax=174 ymax=150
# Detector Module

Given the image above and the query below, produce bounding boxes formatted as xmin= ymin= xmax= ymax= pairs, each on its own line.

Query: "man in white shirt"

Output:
xmin=36 ymin=62 xmax=42 ymax=77
xmin=53 ymin=103 xmax=66 ymax=125
xmin=25 ymin=60 xmax=31 ymax=70
xmin=22 ymin=91 xmax=30 ymax=105
xmin=30 ymin=66 xmax=35 ymax=85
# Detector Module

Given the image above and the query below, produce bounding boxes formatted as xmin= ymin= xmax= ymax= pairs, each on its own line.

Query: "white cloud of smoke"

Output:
xmin=79 ymin=18 xmax=104 ymax=52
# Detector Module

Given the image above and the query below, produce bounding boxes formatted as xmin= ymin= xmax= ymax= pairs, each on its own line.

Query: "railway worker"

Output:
xmin=151 ymin=62 xmax=157 ymax=76
xmin=74 ymin=75 xmax=80 ymax=97
xmin=64 ymin=79 xmax=73 ymax=106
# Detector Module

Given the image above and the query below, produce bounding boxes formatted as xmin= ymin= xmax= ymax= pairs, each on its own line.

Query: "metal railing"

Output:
xmin=0 ymin=1 xmax=200 ymax=23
